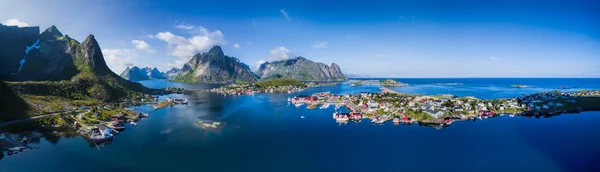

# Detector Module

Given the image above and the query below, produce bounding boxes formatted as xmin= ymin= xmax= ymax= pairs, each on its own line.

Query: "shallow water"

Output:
xmin=1 ymin=79 xmax=599 ymax=172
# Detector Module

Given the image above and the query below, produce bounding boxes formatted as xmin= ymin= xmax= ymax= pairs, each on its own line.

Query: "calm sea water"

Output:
xmin=1 ymin=78 xmax=599 ymax=172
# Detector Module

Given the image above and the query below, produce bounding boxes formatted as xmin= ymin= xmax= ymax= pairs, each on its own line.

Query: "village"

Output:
xmin=290 ymin=88 xmax=600 ymax=127
xmin=209 ymin=78 xmax=337 ymax=95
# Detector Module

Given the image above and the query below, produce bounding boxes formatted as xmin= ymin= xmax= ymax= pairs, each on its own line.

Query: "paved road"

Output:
xmin=0 ymin=110 xmax=81 ymax=127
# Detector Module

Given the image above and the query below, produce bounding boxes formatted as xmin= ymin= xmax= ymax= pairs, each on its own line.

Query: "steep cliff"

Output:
xmin=0 ymin=24 xmax=151 ymax=102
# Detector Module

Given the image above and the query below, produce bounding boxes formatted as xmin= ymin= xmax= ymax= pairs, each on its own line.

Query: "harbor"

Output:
xmin=290 ymin=88 xmax=600 ymax=128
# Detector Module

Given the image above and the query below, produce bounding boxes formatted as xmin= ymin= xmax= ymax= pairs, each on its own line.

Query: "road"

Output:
xmin=0 ymin=110 xmax=82 ymax=127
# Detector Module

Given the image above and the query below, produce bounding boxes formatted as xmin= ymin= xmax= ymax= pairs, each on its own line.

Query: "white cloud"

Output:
xmin=312 ymin=41 xmax=328 ymax=49
xmin=131 ymin=40 xmax=156 ymax=53
xmin=102 ymin=49 xmax=138 ymax=73
xmin=255 ymin=60 xmax=266 ymax=70
xmin=153 ymin=26 xmax=226 ymax=58
xmin=268 ymin=46 xmax=296 ymax=61
xmin=3 ymin=19 xmax=29 ymax=27
xmin=490 ymin=57 xmax=498 ymax=60
xmin=280 ymin=9 xmax=291 ymax=21
xmin=233 ymin=43 xmax=240 ymax=49
xmin=175 ymin=24 xmax=194 ymax=30
xmin=376 ymin=54 xmax=387 ymax=58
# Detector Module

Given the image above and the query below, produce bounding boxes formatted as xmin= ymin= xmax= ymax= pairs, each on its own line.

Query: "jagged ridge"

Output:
xmin=172 ymin=46 xmax=257 ymax=83
xmin=255 ymin=57 xmax=347 ymax=81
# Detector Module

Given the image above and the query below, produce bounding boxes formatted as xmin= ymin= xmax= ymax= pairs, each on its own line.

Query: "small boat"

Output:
xmin=320 ymin=103 xmax=331 ymax=109
xmin=112 ymin=121 xmax=125 ymax=130
xmin=287 ymin=98 xmax=292 ymax=102
xmin=509 ymin=114 xmax=515 ymax=117
xmin=295 ymin=103 xmax=303 ymax=107
xmin=90 ymin=125 xmax=114 ymax=142
xmin=130 ymin=121 xmax=137 ymax=126
xmin=300 ymin=116 xmax=305 ymax=119
xmin=478 ymin=116 xmax=482 ymax=120
xmin=351 ymin=84 xmax=356 ymax=87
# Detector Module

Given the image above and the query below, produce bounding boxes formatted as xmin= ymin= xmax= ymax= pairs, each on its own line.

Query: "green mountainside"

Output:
xmin=0 ymin=24 xmax=153 ymax=121
xmin=171 ymin=46 xmax=258 ymax=84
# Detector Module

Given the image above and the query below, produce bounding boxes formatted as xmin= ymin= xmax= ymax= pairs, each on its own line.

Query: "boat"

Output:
xmin=295 ymin=103 xmax=303 ymax=107
xmin=333 ymin=113 xmax=350 ymax=121
xmin=112 ymin=121 xmax=125 ymax=130
xmin=300 ymin=116 xmax=305 ymax=119
xmin=90 ymin=125 xmax=114 ymax=142
xmin=351 ymin=84 xmax=356 ymax=87
xmin=477 ymin=116 xmax=482 ymax=120
xmin=334 ymin=104 xmax=342 ymax=110
xmin=509 ymin=114 xmax=515 ymax=117
xmin=287 ymin=97 xmax=292 ymax=102
xmin=129 ymin=121 xmax=137 ymax=126
xmin=320 ymin=103 xmax=331 ymax=109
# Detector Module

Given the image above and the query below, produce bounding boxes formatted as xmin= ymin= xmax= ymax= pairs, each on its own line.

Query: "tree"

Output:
xmin=442 ymin=100 xmax=454 ymax=108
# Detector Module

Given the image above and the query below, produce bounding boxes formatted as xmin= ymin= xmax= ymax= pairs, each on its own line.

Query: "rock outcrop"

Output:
xmin=255 ymin=57 xmax=347 ymax=81
xmin=171 ymin=46 xmax=257 ymax=83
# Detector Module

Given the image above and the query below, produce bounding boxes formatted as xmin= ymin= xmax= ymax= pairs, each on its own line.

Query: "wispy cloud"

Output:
xmin=398 ymin=16 xmax=404 ymax=20
xmin=152 ymin=26 xmax=226 ymax=58
xmin=232 ymin=43 xmax=240 ymax=49
xmin=3 ymin=19 xmax=29 ymax=27
xmin=131 ymin=40 xmax=156 ymax=53
xmin=312 ymin=41 xmax=328 ymax=49
xmin=280 ymin=9 xmax=291 ymax=21
xmin=175 ymin=24 xmax=194 ymax=30
xmin=490 ymin=57 xmax=498 ymax=60
xmin=269 ymin=46 xmax=296 ymax=60
xmin=102 ymin=48 xmax=138 ymax=73
xmin=255 ymin=60 xmax=266 ymax=70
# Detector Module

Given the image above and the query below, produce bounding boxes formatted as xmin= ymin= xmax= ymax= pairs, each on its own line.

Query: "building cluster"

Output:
xmin=211 ymin=84 xmax=305 ymax=95
xmin=292 ymin=89 xmax=600 ymax=124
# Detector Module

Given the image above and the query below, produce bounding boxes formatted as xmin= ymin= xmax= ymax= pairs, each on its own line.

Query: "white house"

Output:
xmin=498 ymin=104 xmax=505 ymax=111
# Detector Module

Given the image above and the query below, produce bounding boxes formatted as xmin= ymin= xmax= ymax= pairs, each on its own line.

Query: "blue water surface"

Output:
xmin=1 ymin=78 xmax=599 ymax=172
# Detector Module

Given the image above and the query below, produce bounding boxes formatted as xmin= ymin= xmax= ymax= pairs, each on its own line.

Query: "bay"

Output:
xmin=1 ymin=78 xmax=599 ymax=172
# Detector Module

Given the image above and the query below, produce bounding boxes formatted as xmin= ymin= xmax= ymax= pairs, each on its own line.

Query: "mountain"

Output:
xmin=119 ymin=66 xmax=167 ymax=81
xmin=0 ymin=24 xmax=151 ymax=102
xmin=165 ymin=68 xmax=180 ymax=78
xmin=171 ymin=46 xmax=257 ymax=83
xmin=255 ymin=57 xmax=347 ymax=81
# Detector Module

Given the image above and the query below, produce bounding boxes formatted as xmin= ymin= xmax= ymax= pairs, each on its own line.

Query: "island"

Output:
xmin=380 ymin=79 xmax=409 ymax=86
xmin=290 ymin=89 xmax=600 ymax=129
xmin=210 ymin=78 xmax=307 ymax=95
xmin=511 ymin=84 xmax=533 ymax=88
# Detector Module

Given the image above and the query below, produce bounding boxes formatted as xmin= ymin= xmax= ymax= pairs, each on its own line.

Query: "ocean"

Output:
xmin=1 ymin=78 xmax=599 ymax=172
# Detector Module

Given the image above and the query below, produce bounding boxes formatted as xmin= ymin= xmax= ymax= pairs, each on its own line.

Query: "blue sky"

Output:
xmin=1 ymin=0 xmax=599 ymax=77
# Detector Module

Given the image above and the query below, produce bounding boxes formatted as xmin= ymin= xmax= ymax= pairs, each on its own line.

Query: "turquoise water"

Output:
xmin=1 ymin=79 xmax=599 ymax=171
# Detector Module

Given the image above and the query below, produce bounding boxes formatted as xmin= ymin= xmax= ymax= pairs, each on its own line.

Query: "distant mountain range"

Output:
xmin=119 ymin=66 xmax=168 ymax=81
xmin=167 ymin=46 xmax=347 ymax=83
xmin=256 ymin=57 xmax=347 ymax=81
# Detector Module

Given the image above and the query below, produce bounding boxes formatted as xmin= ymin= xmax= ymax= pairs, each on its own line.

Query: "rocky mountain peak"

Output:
xmin=207 ymin=45 xmax=225 ymax=57
xmin=255 ymin=57 xmax=347 ymax=81
xmin=80 ymin=34 xmax=110 ymax=73
xmin=40 ymin=25 xmax=63 ymax=40
xmin=46 ymin=25 xmax=62 ymax=36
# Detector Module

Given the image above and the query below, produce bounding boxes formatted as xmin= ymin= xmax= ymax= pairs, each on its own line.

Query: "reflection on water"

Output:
xmin=1 ymin=79 xmax=599 ymax=171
